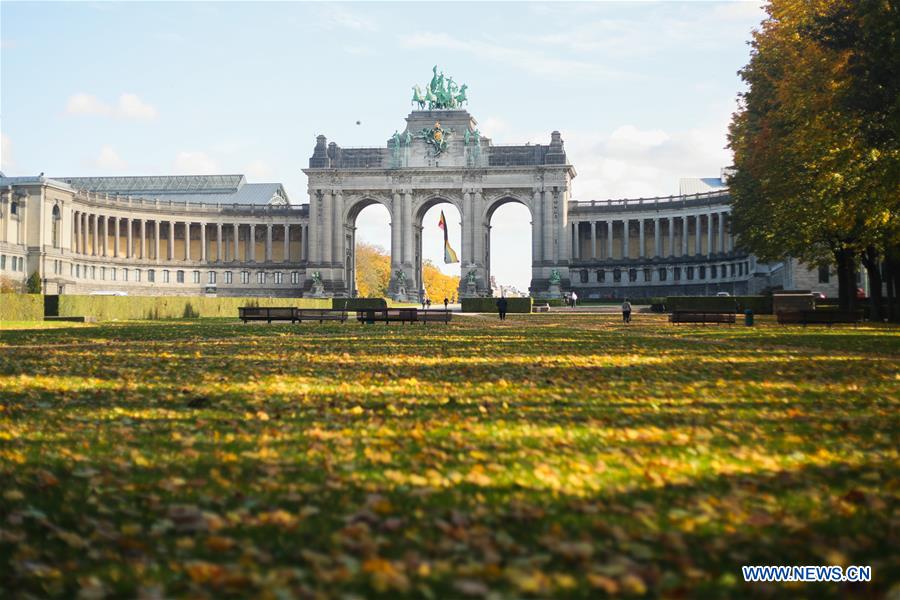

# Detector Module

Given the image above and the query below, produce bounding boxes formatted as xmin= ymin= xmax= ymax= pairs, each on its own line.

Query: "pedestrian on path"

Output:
xmin=497 ymin=296 xmax=508 ymax=321
xmin=621 ymin=298 xmax=632 ymax=324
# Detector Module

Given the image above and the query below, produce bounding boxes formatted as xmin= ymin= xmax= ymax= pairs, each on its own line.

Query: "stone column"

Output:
xmin=718 ymin=212 xmax=725 ymax=253
xmin=334 ymin=190 xmax=344 ymax=268
xmin=154 ymin=221 xmax=161 ymax=262
xmin=607 ymin=220 xmax=613 ymax=259
xmin=140 ymin=219 xmax=146 ymax=259
xmin=622 ymin=219 xmax=630 ymax=259
xmin=322 ymin=191 xmax=333 ymax=266
xmin=302 ymin=224 xmax=308 ymax=261
xmin=638 ymin=218 xmax=645 ymax=258
xmin=531 ymin=189 xmax=542 ymax=264
xmin=233 ymin=223 xmax=239 ymax=261
xmin=113 ymin=217 xmax=120 ymax=257
xmin=126 ymin=219 xmax=132 ymax=258
xmin=403 ymin=190 xmax=414 ymax=268
xmin=216 ymin=223 xmax=223 ymax=262
xmin=283 ymin=224 xmax=290 ymax=262
xmin=668 ymin=217 xmax=675 ymax=257
xmin=706 ymin=213 xmax=713 ymax=257
xmin=591 ymin=221 xmax=597 ymax=259
xmin=166 ymin=221 xmax=173 ymax=261
xmin=572 ymin=222 xmax=579 ymax=260
xmin=681 ymin=216 xmax=689 ymax=256
xmin=91 ymin=214 xmax=97 ymax=255
xmin=694 ymin=215 xmax=701 ymax=256
xmin=201 ymin=223 xmax=207 ymax=262
xmin=391 ymin=191 xmax=402 ymax=266
xmin=266 ymin=224 xmax=273 ymax=262
xmin=184 ymin=223 xmax=190 ymax=261
xmin=653 ymin=218 xmax=661 ymax=258
xmin=73 ymin=212 xmax=80 ymax=254
xmin=249 ymin=224 xmax=256 ymax=262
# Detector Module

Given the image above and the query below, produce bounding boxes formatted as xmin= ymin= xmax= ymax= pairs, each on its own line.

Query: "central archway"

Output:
xmin=415 ymin=196 xmax=463 ymax=303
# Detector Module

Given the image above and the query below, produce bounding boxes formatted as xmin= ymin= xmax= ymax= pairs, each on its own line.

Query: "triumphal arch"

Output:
xmin=302 ymin=67 xmax=575 ymax=300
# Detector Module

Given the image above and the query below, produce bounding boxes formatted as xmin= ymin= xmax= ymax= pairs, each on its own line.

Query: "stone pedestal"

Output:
xmin=547 ymin=282 xmax=562 ymax=299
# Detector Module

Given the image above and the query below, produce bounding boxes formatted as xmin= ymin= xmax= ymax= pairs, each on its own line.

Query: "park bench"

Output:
xmin=356 ymin=308 xmax=419 ymax=324
xmin=669 ymin=310 xmax=736 ymax=325
xmin=416 ymin=309 xmax=453 ymax=324
xmin=533 ymin=304 xmax=550 ymax=313
xmin=238 ymin=307 xmax=297 ymax=323
xmin=777 ymin=310 xmax=863 ymax=326
xmin=238 ymin=307 xmax=348 ymax=323
xmin=294 ymin=309 xmax=348 ymax=323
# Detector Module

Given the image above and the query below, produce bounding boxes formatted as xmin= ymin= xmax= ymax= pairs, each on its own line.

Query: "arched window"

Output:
xmin=9 ymin=202 xmax=18 ymax=216
xmin=580 ymin=269 xmax=588 ymax=283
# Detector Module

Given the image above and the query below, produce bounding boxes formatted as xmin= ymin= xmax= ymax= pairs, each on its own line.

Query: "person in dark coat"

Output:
xmin=443 ymin=297 xmax=449 ymax=310
xmin=497 ymin=296 xmax=509 ymax=320
xmin=621 ymin=298 xmax=632 ymax=324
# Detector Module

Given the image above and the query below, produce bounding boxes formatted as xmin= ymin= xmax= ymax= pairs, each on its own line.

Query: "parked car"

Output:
xmin=715 ymin=291 xmax=731 ymax=297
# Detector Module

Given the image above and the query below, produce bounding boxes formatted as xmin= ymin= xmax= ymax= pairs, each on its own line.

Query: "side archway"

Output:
xmin=482 ymin=195 xmax=536 ymax=297
xmin=343 ymin=197 xmax=393 ymax=297
xmin=414 ymin=195 xmax=464 ymax=303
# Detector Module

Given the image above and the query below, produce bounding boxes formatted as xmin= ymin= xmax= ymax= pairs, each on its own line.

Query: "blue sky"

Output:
xmin=1 ymin=1 xmax=765 ymax=291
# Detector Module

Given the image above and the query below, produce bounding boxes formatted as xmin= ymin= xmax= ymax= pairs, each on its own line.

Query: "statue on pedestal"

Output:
xmin=393 ymin=270 xmax=409 ymax=302
xmin=547 ymin=269 xmax=562 ymax=299
xmin=310 ymin=271 xmax=326 ymax=298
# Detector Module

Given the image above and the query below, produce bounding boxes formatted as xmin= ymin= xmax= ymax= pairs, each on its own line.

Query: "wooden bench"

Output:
xmin=239 ymin=307 xmax=297 ymax=323
xmin=294 ymin=309 xmax=347 ymax=323
xmin=356 ymin=308 xmax=419 ymax=324
xmin=777 ymin=310 xmax=863 ymax=326
xmin=239 ymin=307 xmax=348 ymax=323
xmin=669 ymin=310 xmax=736 ymax=325
xmin=417 ymin=309 xmax=452 ymax=324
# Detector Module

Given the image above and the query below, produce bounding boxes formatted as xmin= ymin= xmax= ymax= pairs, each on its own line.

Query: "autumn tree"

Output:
xmin=422 ymin=260 xmax=460 ymax=304
xmin=728 ymin=0 xmax=899 ymax=314
xmin=354 ymin=242 xmax=391 ymax=298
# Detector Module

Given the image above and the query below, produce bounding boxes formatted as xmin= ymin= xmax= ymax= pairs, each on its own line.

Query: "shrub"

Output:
xmin=0 ymin=293 xmax=44 ymax=321
xmin=57 ymin=296 xmax=330 ymax=321
xmin=461 ymin=297 xmax=533 ymax=313
xmin=25 ymin=272 xmax=41 ymax=294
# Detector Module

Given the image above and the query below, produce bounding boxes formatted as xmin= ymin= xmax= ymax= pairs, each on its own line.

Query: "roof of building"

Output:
xmin=51 ymin=174 xmax=292 ymax=205
xmin=678 ymin=177 xmax=728 ymax=196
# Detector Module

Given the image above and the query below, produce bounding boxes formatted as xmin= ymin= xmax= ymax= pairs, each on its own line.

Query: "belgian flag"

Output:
xmin=437 ymin=210 xmax=459 ymax=264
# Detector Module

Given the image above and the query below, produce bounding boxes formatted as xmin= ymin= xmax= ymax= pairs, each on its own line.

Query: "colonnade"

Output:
xmin=570 ymin=211 xmax=733 ymax=261
xmin=70 ymin=211 xmax=308 ymax=264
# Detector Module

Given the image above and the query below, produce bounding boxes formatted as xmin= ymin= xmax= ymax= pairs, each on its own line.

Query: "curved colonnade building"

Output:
xmin=0 ymin=108 xmax=826 ymax=299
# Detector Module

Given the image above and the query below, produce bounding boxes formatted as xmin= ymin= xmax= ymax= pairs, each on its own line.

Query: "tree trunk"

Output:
xmin=861 ymin=246 xmax=883 ymax=321
xmin=887 ymin=249 xmax=900 ymax=322
xmin=834 ymin=247 xmax=858 ymax=311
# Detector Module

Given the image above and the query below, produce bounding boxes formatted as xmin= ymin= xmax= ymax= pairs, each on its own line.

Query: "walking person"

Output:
xmin=443 ymin=297 xmax=449 ymax=311
xmin=570 ymin=291 xmax=578 ymax=308
xmin=426 ymin=298 xmax=432 ymax=310
xmin=621 ymin=298 xmax=632 ymax=324
xmin=497 ymin=296 xmax=508 ymax=321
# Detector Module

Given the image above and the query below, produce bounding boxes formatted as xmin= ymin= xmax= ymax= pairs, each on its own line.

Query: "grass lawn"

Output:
xmin=0 ymin=315 xmax=897 ymax=598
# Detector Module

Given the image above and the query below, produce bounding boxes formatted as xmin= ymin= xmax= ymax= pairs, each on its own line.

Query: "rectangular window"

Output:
xmin=110 ymin=268 xmax=116 ymax=281
xmin=674 ymin=267 xmax=681 ymax=281
xmin=176 ymin=270 xmax=184 ymax=284
xmin=100 ymin=267 xmax=106 ymax=281
xmin=721 ymin=265 xmax=727 ymax=278
xmin=91 ymin=266 xmax=96 ymax=279
xmin=208 ymin=271 xmax=216 ymax=284
xmin=148 ymin=269 xmax=155 ymax=283
xmin=710 ymin=265 xmax=717 ymax=279
xmin=76 ymin=264 xmax=80 ymax=278
xmin=257 ymin=271 xmax=266 ymax=284
xmin=658 ymin=268 xmax=667 ymax=282
xmin=163 ymin=270 xmax=170 ymax=283
xmin=290 ymin=271 xmax=299 ymax=285
xmin=0 ymin=255 xmax=5 ymax=270
xmin=613 ymin=268 xmax=622 ymax=283
xmin=699 ymin=266 xmax=706 ymax=279
xmin=135 ymin=269 xmax=141 ymax=282
xmin=643 ymin=268 xmax=651 ymax=282
xmin=597 ymin=269 xmax=605 ymax=283
xmin=274 ymin=272 xmax=283 ymax=284
xmin=192 ymin=270 xmax=200 ymax=284
xmin=818 ymin=265 xmax=830 ymax=284
xmin=687 ymin=266 xmax=694 ymax=280
xmin=628 ymin=268 xmax=637 ymax=283
xmin=123 ymin=268 xmax=129 ymax=282
xmin=730 ymin=264 xmax=736 ymax=277
xmin=225 ymin=271 xmax=233 ymax=284
xmin=241 ymin=271 xmax=249 ymax=284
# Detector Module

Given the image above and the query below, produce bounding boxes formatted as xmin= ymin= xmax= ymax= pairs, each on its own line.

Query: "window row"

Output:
xmin=580 ymin=262 xmax=751 ymax=284
xmin=0 ymin=255 xmax=25 ymax=271
xmin=67 ymin=265 xmax=302 ymax=285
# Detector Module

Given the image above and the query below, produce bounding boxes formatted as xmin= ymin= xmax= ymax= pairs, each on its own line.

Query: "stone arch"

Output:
xmin=413 ymin=195 xmax=464 ymax=302
xmin=342 ymin=195 xmax=393 ymax=298
xmin=482 ymin=194 xmax=536 ymax=297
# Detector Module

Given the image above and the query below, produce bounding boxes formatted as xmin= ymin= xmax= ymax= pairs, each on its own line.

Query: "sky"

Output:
xmin=0 ymin=1 xmax=766 ymax=291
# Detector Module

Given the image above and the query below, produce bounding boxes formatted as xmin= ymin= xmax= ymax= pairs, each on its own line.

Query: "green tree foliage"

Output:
xmin=24 ymin=272 xmax=41 ymax=295
xmin=728 ymin=0 xmax=899 ymax=312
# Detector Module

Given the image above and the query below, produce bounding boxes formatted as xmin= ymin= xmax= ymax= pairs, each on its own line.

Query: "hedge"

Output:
xmin=665 ymin=296 xmax=773 ymax=314
xmin=57 ymin=295 xmax=330 ymax=321
xmin=333 ymin=298 xmax=388 ymax=310
xmin=0 ymin=294 xmax=44 ymax=321
xmin=461 ymin=297 xmax=533 ymax=313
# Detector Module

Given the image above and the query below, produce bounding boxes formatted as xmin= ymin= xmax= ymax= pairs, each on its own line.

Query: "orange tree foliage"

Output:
xmin=728 ymin=0 xmax=899 ymax=310
xmin=0 ymin=316 xmax=898 ymax=597
xmin=355 ymin=242 xmax=459 ymax=301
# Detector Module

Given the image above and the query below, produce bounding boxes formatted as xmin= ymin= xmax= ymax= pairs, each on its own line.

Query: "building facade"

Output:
xmin=0 ymin=97 xmax=842 ymax=300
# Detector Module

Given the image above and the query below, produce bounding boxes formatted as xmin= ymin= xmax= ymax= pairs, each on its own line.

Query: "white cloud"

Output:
xmin=117 ymin=93 xmax=157 ymax=119
xmin=173 ymin=151 xmax=218 ymax=174
xmin=66 ymin=93 xmax=112 ymax=116
xmin=65 ymin=92 xmax=157 ymax=119
xmin=318 ymin=5 xmax=377 ymax=32
xmin=244 ymin=159 xmax=273 ymax=180
xmin=94 ymin=145 xmax=129 ymax=171
xmin=1 ymin=133 xmax=16 ymax=172
xmin=402 ymin=32 xmax=629 ymax=82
